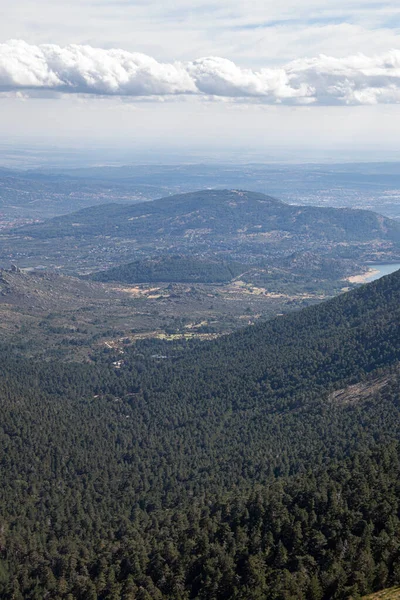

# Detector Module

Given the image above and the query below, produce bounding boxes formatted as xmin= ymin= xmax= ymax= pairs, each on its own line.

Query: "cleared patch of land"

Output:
xmin=0 ymin=269 xmax=330 ymax=361
xmin=347 ymin=268 xmax=380 ymax=283
xmin=362 ymin=588 xmax=400 ymax=599
xmin=329 ymin=368 xmax=399 ymax=405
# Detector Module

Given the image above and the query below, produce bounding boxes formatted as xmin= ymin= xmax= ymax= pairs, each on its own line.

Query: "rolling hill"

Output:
xmin=89 ymin=255 xmax=246 ymax=284
xmin=17 ymin=189 xmax=400 ymax=243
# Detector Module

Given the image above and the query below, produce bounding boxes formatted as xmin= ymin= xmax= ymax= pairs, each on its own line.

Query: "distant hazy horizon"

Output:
xmin=3 ymin=139 xmax=400 ymax=170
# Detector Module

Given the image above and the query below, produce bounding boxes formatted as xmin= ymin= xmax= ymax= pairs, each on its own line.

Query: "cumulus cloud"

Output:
xmin=2 ymin=39 xmax=400 ymax=105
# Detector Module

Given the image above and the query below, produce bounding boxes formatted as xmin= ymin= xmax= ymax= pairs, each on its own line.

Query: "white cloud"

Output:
xmin=3 ymin=40 xmax=400 ymax=105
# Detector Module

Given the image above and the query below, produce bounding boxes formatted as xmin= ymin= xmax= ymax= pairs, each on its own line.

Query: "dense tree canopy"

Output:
xmin=90 ymin=255 xmax=245 ymax=284
xmin=0 ymin=270 xmax=399 ymax=598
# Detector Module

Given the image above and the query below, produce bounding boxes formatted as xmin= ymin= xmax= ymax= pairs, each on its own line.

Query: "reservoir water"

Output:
xmin=364 ymin=263 xmax=400 ymax=282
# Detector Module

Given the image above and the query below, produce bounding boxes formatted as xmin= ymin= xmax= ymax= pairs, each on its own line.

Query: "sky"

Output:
xmin=2 ymin=0 xmax=400 ymax=162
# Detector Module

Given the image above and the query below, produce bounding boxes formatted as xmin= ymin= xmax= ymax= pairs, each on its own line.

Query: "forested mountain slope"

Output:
xmin=17 ymin=189 xmax=400 ymax=243
xmin=89 ymin=255 xmax=246 ymax=284
xmin=88 ymin=252 xmax=356 ymax=286
xmin=0 ymin=270 xmax=399 ymax=599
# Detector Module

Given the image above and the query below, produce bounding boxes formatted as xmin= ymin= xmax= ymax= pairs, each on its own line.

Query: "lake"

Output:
xmin=364 ymin=263 xmax=400 ymax=282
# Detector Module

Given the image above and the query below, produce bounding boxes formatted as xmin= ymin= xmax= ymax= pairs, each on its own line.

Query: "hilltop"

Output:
xmin=18 ymin=189 xmax=400 ymax=244
xmin=7 ymin=189 xmax=399 ymax=276
xmin=3 ymin=162 xmax=400 ymax=221
xmin=89 ymin=255 xmax=247 ymax=284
